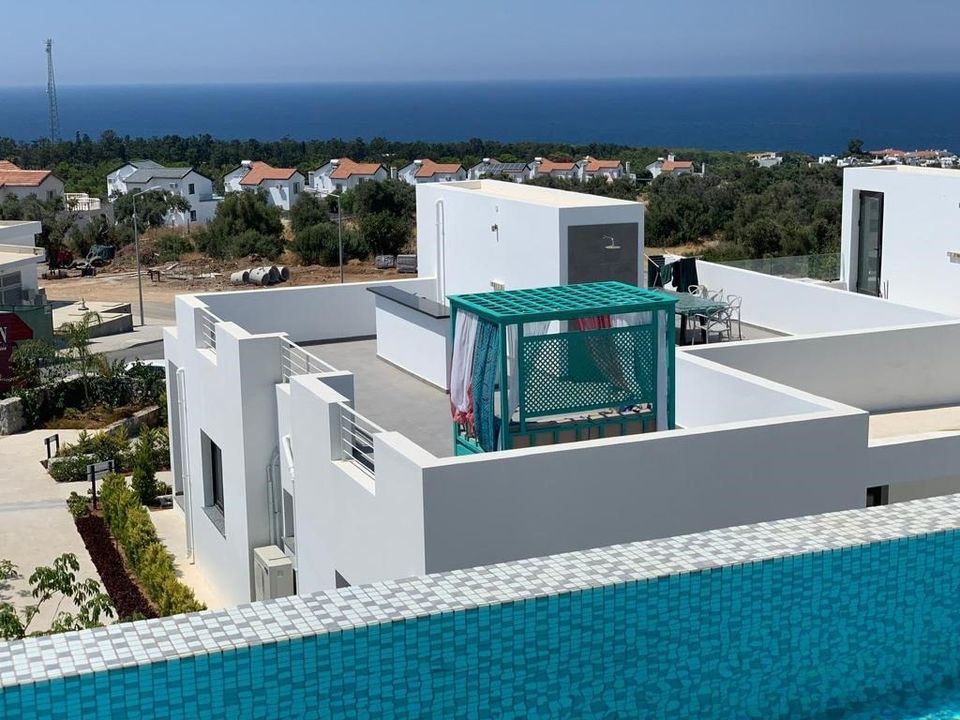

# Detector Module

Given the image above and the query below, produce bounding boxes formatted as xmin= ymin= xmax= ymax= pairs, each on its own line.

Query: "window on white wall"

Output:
xmin=190 ymin=210 xmax=197 ymax=222
xmin=201 ymin=431 xmax=225 ymax=535
xmin=188 ymin=183 xmax=195 ymax=195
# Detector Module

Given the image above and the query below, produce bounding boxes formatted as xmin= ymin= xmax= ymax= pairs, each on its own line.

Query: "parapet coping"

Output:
xmin=3 ymin=492 xmax=960 ymax=688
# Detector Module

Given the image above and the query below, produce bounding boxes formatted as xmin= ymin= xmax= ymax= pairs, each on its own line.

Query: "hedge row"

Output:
xmin=100 ymin=474 xmax=204 ymax=617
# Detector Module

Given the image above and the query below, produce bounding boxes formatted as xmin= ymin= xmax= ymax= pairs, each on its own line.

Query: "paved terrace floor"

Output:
xmin=302 ymin=339 xmax=455 ymax=458
xmin=870 ymin=405 xmax=960 ymax=441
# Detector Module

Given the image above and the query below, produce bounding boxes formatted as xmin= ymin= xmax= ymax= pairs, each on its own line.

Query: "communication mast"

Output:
xmin=45 ymin=39 xmax=61 ymax=143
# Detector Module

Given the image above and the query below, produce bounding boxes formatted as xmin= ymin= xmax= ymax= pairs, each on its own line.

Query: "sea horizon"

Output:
xmin=2 ymin=73 xmax=959 ymax=153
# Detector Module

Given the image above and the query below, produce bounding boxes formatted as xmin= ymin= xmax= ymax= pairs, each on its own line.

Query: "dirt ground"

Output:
xmin=40 ymin=254 xmax=405 ymax=306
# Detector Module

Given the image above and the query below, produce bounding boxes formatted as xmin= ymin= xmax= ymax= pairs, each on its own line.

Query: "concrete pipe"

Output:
xmin=276 ymin=265 xmax=290 ymax=282
xmin=249 ymin=267 xmax=272 ymax=286
xmin=230 ymin=270 xmax=250 ymax=285
xmin=268 ymin=265 xmax=281 ymax=284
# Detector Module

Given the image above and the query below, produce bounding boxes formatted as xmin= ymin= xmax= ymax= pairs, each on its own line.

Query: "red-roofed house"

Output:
xmin=310 ymin=158 xmax=388 ymax=194
xmin=646 ymin=154 xmax=696 ymax=179
xmin=528 ymin=157 xmax=579 ymax=181
xmin=224 ymin=161 xmax=305 ymax=211
xmin=0 ymin=161 xmax=64 ymax=202
xmin=398 ymin=159 xmax=467 ymax=185
xmin=578 ymin=156 xmax=628 ymax=181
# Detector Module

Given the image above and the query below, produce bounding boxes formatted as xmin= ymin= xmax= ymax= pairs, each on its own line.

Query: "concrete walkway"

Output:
xmin=0 ymin=429 xmax=104 ymax=630
xmin=150 ymin=476 xmax=222 ymax=611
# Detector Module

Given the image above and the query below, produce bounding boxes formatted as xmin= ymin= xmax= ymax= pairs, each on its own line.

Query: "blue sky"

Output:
xmin=3 ymin=0 xmax=960 ymax=86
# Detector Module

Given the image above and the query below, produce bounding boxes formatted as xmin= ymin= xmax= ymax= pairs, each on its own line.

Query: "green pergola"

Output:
xmin=448 ymin=281 xmax=677 ymax=455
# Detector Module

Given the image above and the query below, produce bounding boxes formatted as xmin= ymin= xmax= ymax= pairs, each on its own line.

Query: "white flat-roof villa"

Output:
xmin=8 ymin=169 xmax=960 ymax=719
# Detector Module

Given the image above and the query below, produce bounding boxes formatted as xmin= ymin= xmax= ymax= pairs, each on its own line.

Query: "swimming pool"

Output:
xmin=4 ymin=498 xmax=960 ymax=719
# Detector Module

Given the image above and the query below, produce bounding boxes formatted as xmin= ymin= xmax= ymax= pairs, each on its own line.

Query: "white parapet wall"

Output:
xmin=686 ymin=320 xmax=960 ymax=413
xmin=696 ymin=260 xmax=953 ymax=335
xmin=198 ymin=277 xmax=437 ymax=342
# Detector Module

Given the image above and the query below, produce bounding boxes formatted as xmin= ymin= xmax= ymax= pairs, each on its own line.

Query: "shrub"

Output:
xmin=131 ymin=429 xmax=159 ymax=505
xmin=359 ymin=211 xmax=410 ymax=256
xmin=99 ymin=474 xmax=204 ymax=616
xmin=291 ymin=223 xmax=365 ymax=265
xmin=154 ymin=234 xmax=193 ymax=262
xmin=66 ymin=491 xmax=90 ymax=518
xmin=194 ymin=192 xmax=284 ymax=260
xmin=290 ymin=192 xmax=329 ymax=234
xmin=49 ymin=453 xmax=94 ymax=483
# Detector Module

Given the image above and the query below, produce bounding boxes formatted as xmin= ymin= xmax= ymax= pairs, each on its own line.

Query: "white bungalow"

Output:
xmin=309 ymin=158 xmax=388 ymax=194
xmin=223 ymin=161 xmax=304 ymax=212
xmin=398 ymin=159 xmax=466 ymax=185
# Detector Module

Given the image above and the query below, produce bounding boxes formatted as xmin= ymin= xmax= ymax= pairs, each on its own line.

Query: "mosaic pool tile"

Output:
xmin=2 ymin=493 xmax=960 ymax=718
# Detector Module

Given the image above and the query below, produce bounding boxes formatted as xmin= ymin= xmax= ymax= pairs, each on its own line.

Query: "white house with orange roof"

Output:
xmin=528 ymin=157 xmax=579 ymax=180
xmin=398 ymin=159 xmax=466 ymax=185
xmin=309 ymin=158 xmax=388 ymax=194
xmin=646 ymin=154 xmax=696 ymax=179
xmin=0 ymin=161 xmax=64 ymax=202
xmin=224 ymin=161 xmax=305 ymax=212
xmin=578 ymin=156 xmax=628 ymax=181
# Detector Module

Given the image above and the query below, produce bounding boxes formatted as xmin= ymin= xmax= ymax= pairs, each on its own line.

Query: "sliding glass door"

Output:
xmin=856 ymin=191 xmax=884 ymax=296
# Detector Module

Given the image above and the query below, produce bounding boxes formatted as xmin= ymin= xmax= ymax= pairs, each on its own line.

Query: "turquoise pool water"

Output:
xmin=822 ymin=680 xmax=960 ymax=719
xmin=3 ymin=529 xmax=960 ymax=719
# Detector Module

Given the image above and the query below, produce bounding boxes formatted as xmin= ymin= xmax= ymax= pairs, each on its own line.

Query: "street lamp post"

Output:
xmin=322 ymin=191 xmax=344 ymax=283
xmin=130 ymin=185 xmax=161 ymax=326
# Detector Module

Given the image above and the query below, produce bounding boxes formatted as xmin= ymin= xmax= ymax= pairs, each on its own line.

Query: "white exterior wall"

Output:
xmin=311 ymin=165 xmax=388 ymax=194
xmin=168 ymin=272 xmax=960 ymax=602
xmin=199 ymin=277 xmax=436 ymax=341
xmin=225 ymin=169 xmax=305 ymax=211
xmin=106 ymin=164 xmax=138 ymax=198
xmin=289 ymin=376 xmax=429 ymax=591
xmin=696 ymin=261 xmax=952 ymax=335
xmin=162 ymin=297 xmax=284 ymax=607
xmin=122 ymin=170 xmax=218 ymax=227
xmin=0 ymin=175 xmax=64 ymax=202
xmin=416 ymin=181 xmax=644 ymax=299
xmin=374 ymin=296 xmax=450 ymax=389
xmin=685 ymin=320 xmax=960 ymax=413
xmin=419 ymin=407 xmax=867 ymax=573
xmin=258 ymin=176 xmax=303 ymax=212
xmin=0 ymin=220 xmax=42 ymax=249
xmin=841 ymin=166 xmax=960 ymax=315
xmin=399 ymin=165 xmax=467 ymax=185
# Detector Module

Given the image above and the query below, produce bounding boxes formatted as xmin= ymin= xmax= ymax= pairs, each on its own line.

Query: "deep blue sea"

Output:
xmin=2 ymin=75 xmax=960 ymax=153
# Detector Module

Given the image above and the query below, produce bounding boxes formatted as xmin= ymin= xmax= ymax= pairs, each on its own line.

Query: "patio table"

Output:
xmin=662 ymin=290 xmax=728 ymax=344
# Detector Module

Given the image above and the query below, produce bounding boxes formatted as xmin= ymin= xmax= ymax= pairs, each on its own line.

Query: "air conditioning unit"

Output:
xmin=253 ymin=545 xmax=294 ymax=601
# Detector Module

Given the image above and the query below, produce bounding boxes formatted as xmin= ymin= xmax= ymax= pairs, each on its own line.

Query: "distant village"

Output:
xmin=818 ymin=147 xmax=957 ymax=169
xmin=0 ymin=146 xmax=954 ymax=231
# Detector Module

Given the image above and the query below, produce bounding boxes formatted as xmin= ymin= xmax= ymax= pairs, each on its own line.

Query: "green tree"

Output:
xmin=194 ymin=191 xmax=284 ymax=259
xmin=360 ymin=211 xmax=409 ymax=256
xmin=8 ymin=338 xmax=59 ymax=389
xmin=846 ymin=138 xmax=865 ymax=157
xmin=112 ymin=190 xmax=190 ymax=229
xmin=132 ymin=428 xmax=159 ymax=505
xmin=0 ymin=555 xmax=114 ymax=640
xmin=57 ymin=311 xmax=103 ymax=401
xmin=289 ymin=192 xmax=329 ymax=234
xmin=353 ymin=179 xmax=415 ymax=218
xmin=291 ymin=223 xmax=364 ymax=265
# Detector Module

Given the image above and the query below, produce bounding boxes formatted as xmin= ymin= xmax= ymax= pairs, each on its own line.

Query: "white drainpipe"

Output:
xmin=435 ymin=198 xmax=447 ymax=304
xmin=175 ymin=368 xmax=195 ymax=563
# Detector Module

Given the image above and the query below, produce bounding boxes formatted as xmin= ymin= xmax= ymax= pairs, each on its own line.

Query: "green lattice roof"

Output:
xmin=448 ymin=281 xmax=676 ymax=324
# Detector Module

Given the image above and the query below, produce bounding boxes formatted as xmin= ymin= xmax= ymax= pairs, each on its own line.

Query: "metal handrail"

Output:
xmin=339 ymin=404 xmax=383 ymax=478
xmin=197 ymin=309 xmax=219 ymax=351
xmin=280 ymin=338 xmax=337 ymax=380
